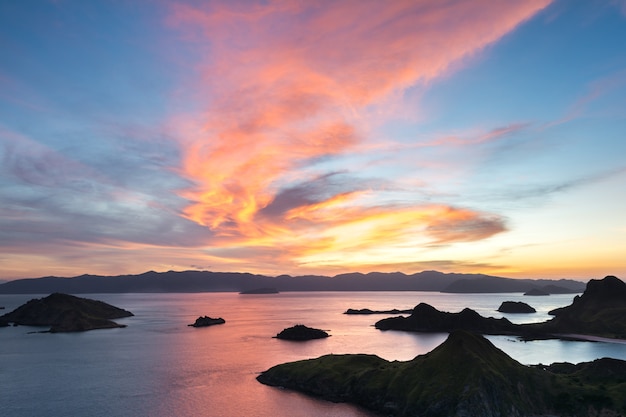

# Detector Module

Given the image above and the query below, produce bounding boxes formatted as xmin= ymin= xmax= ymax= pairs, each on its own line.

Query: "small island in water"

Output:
xmin=344 ymin=308 xmax=413 ymax=315
xmin=497 ymin=301 xmax=536 ymax=313
xmin=0 ymin=293 xmax=133 ymax=332
xmin=188 ymin=316 xmax=226 ymax=327
xmin=274 ymin=324 xmax=330 ymax=341
xmin=524 ymin=288 xmax=550 ymax=296
xmin=239 ymin=287 xmax=279 ymax=294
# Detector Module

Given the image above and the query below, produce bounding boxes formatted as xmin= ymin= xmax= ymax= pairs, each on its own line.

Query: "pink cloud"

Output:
xmin=165 ymin=0 xmax=550 ymax=265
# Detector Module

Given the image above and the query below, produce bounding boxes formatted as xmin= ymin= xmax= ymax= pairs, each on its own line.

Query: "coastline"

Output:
xmin=553 ymin=333 xmax=626 ymax=345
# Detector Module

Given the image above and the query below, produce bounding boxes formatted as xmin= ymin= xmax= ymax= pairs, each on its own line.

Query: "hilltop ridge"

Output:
xmin=0 ymin=270 xmax=586 ymax=294
xmin=257 ymin=330 xmax=626 ymax=416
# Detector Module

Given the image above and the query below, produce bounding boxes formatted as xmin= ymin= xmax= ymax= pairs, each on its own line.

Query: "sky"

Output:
xmin=1 ymin=0 xmax=625 ymax=281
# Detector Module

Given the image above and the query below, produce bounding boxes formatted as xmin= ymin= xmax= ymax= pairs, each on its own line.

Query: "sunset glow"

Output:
xmin=1 ymin=0 xmax=625 ymax=280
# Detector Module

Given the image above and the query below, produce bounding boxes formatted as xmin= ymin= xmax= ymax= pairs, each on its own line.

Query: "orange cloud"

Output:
xmin=166 ymin=0 xmax=550 ymax=267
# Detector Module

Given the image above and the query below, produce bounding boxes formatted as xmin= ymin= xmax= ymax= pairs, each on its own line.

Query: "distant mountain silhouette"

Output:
xmin=0 ymin=270 xmax=585 ymax=294
xmin=442 ymin=276 xmax=584 ymax=293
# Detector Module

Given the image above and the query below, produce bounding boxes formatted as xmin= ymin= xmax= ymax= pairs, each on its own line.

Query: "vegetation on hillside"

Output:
xmin=258 ymin=331 xmax=626 ymax=417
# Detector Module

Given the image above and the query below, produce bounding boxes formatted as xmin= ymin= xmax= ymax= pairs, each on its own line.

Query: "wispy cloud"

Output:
xmin=164 ymin=0 xmax=549 ymax=267
xmin=489 ymin=166 xmax=626 ymax=205
xmin=423 ymin=123 xmax=532 ymax=148
xmin=544 ymin=69 xmax=626 ymax=128
xmin=0 ymin=125 xmax=208 ymax=250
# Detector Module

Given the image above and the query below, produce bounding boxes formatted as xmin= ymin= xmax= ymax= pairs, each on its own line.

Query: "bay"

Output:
xmin=2 ymin=291 xmax=625 ymax=417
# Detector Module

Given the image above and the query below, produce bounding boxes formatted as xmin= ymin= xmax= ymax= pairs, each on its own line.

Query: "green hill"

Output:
xmin=258 ymin=331 xmax=626 ymax=417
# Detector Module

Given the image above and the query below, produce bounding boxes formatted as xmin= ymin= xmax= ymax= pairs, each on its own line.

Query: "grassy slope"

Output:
xmin=258 ymin=331 xmax=626 ymax=417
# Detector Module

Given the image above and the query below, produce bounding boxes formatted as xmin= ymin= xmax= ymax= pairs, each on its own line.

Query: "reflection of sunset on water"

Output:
xmin=6 ymin=290 xmax=626 ymax=416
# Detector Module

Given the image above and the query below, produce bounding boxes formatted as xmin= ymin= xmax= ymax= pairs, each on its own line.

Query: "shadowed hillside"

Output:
xmin=529 ymin=275 xmax=626 ymax=339
xmin=258 ymin=331 xmax=626 ymax=417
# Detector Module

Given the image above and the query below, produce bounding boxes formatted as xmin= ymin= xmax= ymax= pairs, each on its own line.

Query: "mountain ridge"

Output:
xmin=0 ymin=270 xmax=586 ymax=294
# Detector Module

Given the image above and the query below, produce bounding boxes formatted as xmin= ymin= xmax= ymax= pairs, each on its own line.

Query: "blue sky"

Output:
xmin=1 ymin=0 xmax=625 ymax=280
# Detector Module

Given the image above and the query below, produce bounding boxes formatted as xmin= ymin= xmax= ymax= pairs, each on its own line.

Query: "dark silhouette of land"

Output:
xmin=524 ymin=288 xmax=550 ymax=296
xmin=0 ymin=293 xmax=133 ymax=332
xmin=239 ymin=287 xmax=279 ymax=294
xmin=534 ymin=275 xmax=626 ymax=339
xmin=0 ymin=270 xmax=586 ymax=294
xmin=442 ymin=277 xmax=581 ymax=294
xmin=344 ymin=308 xmax=413 ymax=315
xmin=188 ymin=316 xmax=225 ymax=327
xmin=375 ymin=303 xmax=519 ymax=334
xmin=274 ymin=324 xmax=330 ymax=341
xmin=258 ymin=330 xmax=626 ymax=417
xmin=374 ymin=276 xmax=626 ymax=341
xmin=497 ymin=301 xmax=536 ymax=313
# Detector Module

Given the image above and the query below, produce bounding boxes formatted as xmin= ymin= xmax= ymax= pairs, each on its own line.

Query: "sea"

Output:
xmin=2 ymin=291 xmax=626 ymax=417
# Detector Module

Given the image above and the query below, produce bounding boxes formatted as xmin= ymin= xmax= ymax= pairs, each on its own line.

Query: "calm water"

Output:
xmin=2 ymin=291 xmax=625 ymax=417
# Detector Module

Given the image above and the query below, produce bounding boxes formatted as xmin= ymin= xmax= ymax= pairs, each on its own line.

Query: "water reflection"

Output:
xmin=1 ymin=291 xmax=623 ymax=417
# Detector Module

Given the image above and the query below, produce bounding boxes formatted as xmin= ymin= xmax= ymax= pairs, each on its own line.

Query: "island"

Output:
xmin=497 ymin=301 xmax=536 ymax=313
xmin=375 ymin=276 xmax=626 ymax=341
xmin=524 ymin=288 xmax=550 ymax=296
xmin=375 ymin=302 xmax=518 ymax=335
xmin=258 ymin=330 xmax=626 ymax=417
xmin=239 ymin=287 xmax=279 ymax=294
xmin=344 ymin=308 xmax=413 ymax=315
xmin=0 ymin=293 xmax=133 ymax=332
xmin=274 ymin=324 xmax=330 ymax=341
xmin=188 ymin=316 xmax=226 ymax=327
